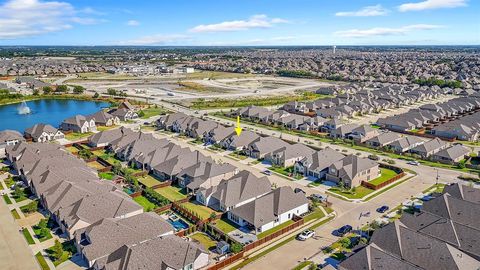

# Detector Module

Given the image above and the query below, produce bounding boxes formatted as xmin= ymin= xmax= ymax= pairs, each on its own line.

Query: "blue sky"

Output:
xmin=0 ymin=0 xmax=478 ymax=45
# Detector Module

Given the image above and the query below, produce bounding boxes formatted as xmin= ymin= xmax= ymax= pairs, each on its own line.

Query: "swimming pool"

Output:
xmin=168 ymin=218 xmax=189 ymax=231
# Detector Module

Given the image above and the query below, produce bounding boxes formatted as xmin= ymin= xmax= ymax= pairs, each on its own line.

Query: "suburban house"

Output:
xmin=431 ymin=144 xmax=471 ymax=164
xmin=0 ymin=130 xmax=25 ymax=158
xmin=339 ymin=184 xmax=480 ymax=270
xmin=228 ymin=186 xmax=308 ymax=234
xmin=329 ymin=124 xmax=359 ymax=139
xmin=203 ymin=126 xmax=236 ymax=145
xmin=386 ymin=136 xmax=425 ymax=153
xmin=24 ymin=123 xmax=65 ymax=142
xmin=243 ymin=136 xmax=289 ymax=159
xmin=265 ymin=143 xmax=316 ymax=168
xmin=60 ymin=115 xmax=97 ymax=133
xmin=75 ymin=213 xmax=174 ymax=267
xmin=89 ymin=110 xmax=120 ymax=126
xmin=410 ymin=138 xmax=448 ymax=158
xmin=347 ymin=125 xmax=380 ymax=143
xmin=177 ymin=161 xmax=237 ymax=193
xmin=326 ymin=155 xmax=380 ymax=188
xmin=294 ymin=148 xmax=345 ymax=180
xmin=107 ymin=101 xmax=139 ymax=122
xmin=365 ymin=132 xmax=402 ymax=148
xmin=92 ymin=235 xmax=209 ymax=270
xmin=196 ymin=170 xmax=272 ymax=212
xmin=220 ymin=130 xmax=260 ymax=151
xmin=88 ymin=127 xmax=134 ymax=147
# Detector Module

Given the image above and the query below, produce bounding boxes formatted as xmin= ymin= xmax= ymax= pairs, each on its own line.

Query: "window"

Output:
xmin=183 ymin=263 xmax=193 ymax=270
xmin=288 ymin=213 xmax=291 ymax=219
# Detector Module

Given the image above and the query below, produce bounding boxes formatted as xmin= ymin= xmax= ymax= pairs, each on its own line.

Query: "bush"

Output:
xmin=21 ymin=200 xmax=38 ymax=213
xmin=73 ymin=85 xmax=85 ymax=94
xmin=231 ymin=243 xmax=243 ymax=253
xmin=143 ymin=187 xmax=170 ymax=207
xmin=368 ymin=154 xmax=379 ymax=161
xmin=93 ymin=92 xmax=100 ymax=98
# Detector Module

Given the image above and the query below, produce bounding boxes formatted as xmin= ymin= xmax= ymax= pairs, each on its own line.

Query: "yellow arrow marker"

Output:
xmin=235 ymin=116 xmax=242 ymax=136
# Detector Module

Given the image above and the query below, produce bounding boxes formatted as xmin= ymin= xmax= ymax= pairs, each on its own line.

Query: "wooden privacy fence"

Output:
xmin=206 ymin=252 xmax=245 ymax=270
xmin=361 ymin=172 xmax=405 ymax=190
xmin=244 ymin=217 xmax=304 ymax=252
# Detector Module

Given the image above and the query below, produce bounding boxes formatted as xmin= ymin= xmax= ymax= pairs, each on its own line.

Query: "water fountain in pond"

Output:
xmin=17 ymin=101 xmax=31 ymax=115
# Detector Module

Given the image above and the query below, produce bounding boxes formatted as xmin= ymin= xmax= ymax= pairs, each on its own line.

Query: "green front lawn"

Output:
xmin=86 ymin=160 xmax=106 ymax=170
xmin=423 ymin=183 xmax=446 ymax=194
xmin=3 ymin=194 xmax=12 ymax=204
xmin=181 ymin=202 xmax=218 ymax=220
xmin=270 ymin=166 xmax=303 ymax=180
xmin=228 ymin=152 xmax=248 ymax=160
xmin=328 ymin=186 xmax=375 ymax=200
xmin=189 ymin=233 xmax=217 ymax=251
xmin=368 ymin=168 xmax=399 ymax=186
xmin=35 ymin=252 xmax=50 ymax=270
xmin=154 ymin=185 xmax=188 ymax=202
xmin=33 ymin=226 xmax=53 ymax=242
xmin=133 ymin=196 xmax=157 ymax=212
xmin=96 ymin=125 xmax=117 ymax=132
xmin=65 ymin=132 xmax=93 ymax=141
xmin=22 ymin=228 xmax=35 ymax=244
xmin=257 ymin=220 xmax=295 ymax=239
xmin=213 ymin=218 xmax=239 ymax=234
xmin=304 ymin=208 xmax=326 ymax=223
xmin=46 ymin=241 xmax=77 ymax=267
xmin=138 ymin=174 xmax=162 ymax=188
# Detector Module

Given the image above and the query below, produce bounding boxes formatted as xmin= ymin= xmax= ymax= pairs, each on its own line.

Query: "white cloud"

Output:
xmin=116 ymin=34 xmax=190 ymax=45
xmin=0 ymin=0 xmax=104 ymax=39
xmin=335 ymin=5 xmax=389 ymax=17
xmin=335 ymin=24 xmax=443 ymax=38
xmin=189 ymin=14 xmax=289 ymax=33
xmin=398 ymin=0 xmax=467 ymax=11
xmin=126 ymin=20 xmax=140 ymax=26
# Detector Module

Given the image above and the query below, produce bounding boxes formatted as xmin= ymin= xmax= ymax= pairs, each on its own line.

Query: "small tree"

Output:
xmin=42 ymin=86 xmax=53 ymax=94
xmin=73 ymin=85 xmax=85 ymax=94
xmin=32 ymin=89 xmax=39 ymax=95
xmin=93 ymin=92 xmax=100 ymax=98
xmin=339 ymin=237 xmax=351 ymax=249
xmin=138 ymin=110 xmax=145 ymax=118
xmin=56 ymin=85 xmax=68 ymax=93
xmin=51 ymin=240 xmax=64 ymax=260
xmin=231 ymin=243 xmax=243 ymax=253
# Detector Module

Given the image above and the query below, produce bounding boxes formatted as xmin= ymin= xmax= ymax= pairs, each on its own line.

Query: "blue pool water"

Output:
xmin=168 ymin=218 xmax=189 ymax=231
xmin=0 ymin=99 xmax=109 ymax=132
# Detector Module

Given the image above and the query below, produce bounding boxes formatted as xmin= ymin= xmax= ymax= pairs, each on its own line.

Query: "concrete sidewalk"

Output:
xmin=0 ymin=175 xmax=40 ymax=270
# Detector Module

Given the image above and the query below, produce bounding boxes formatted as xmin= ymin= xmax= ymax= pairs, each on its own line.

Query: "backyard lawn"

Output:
xmin=22 ymin=228 xmax=35 ymax=244
xmin=65 ymin=146 xmax=79 ymax=154
xmin=65 ymin=132 xmax=93 ymax=141
xmin=368 ymin=168 xmax=398 ymax=186
xmin=86 ymin=161 xmax=106 ymax=170
xmin=213 ymin=218 xmax=239 ymax=234
xmin=92 ymin=150 xmax=118 ymax=165
xmin=98 ymin=172 xmax=115 ymax=180
xmin=154 ymin=185 xmax=188 ymax=202
xmin=96 ymin=125 xmax=118 ymax=132
xmin=181 ymin=202 xmax=218 ymax=220
xmin=133 ymin=196 xmax=157 ymax=211
xmin=257 ymin=220 xmax=295 ymax=239
xmin=189 ymin=232 xmax=217 ymax=251
xmin=138 ymin=174 xmax=162 ymax=188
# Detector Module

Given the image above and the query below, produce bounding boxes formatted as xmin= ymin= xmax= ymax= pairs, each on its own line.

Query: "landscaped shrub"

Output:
xmin=143 ymin=187 xmax=170 ymax=207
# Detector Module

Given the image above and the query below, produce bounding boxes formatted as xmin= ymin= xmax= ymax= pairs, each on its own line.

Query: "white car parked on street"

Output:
xmin=297 ymin=230 xmax=315 ymax=241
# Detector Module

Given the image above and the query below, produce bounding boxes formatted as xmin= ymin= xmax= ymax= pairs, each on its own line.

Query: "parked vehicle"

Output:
xmin=376 ymin=205 xmax=389 ymax=213
xmin=407 ymin=160 xmax=420 ymax=166
xmin=262 ymin=170 xmax=272 ymax=176
xmin=310 ymin=194 xmax=327 ymax=202
xmin=297 ymin=230 xmax=315 ymax=241
xmin=335 ymin=225 xmax=353 ymax=236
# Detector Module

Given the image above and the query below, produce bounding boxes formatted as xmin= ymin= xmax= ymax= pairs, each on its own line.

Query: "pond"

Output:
xmin=0 ymin=99 xmax=110 ymax=132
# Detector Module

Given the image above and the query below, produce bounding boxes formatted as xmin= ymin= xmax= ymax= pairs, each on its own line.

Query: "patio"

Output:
xmin=228 ymin=226 xmax=257 ymax=245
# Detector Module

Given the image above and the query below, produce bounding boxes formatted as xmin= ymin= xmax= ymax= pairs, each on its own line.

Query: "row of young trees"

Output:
xmin=38 ymin=85 xmax=85 ymax=95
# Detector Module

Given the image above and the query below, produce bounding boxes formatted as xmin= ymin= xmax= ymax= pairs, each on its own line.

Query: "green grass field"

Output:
xmin=257 ymin=220 xmax=295 ymax=239
xmin=181 ymin=202 xmax=218 ymax=220
xmin=328 ymin=186 xmax=375 ymax=200
xmin=213 ymin=218 xmax=239 ymax=234
xmin=189 ymin=233 xmax=217 ymax=250
xmin=35 ymin=252 xmax=50 ymax=270
xmin=154 ymin=185 xmax=187 ymax=202
xmin=368 ymin=168 xmax=399 ymax=186
xmin=138 ymin=175 xmax=162 ymax=188
xmin=133 ymin=196 xmax=157 ymax=211
xmin=22 ymin=228 xmax=35 ymax=244
xmin=3 ymin=194 xmax=12 ymax=204
xmin=11 ymin=209 xmax=20 ymax=219
xmin=65 ymin=132 xmax=93 ymax=141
